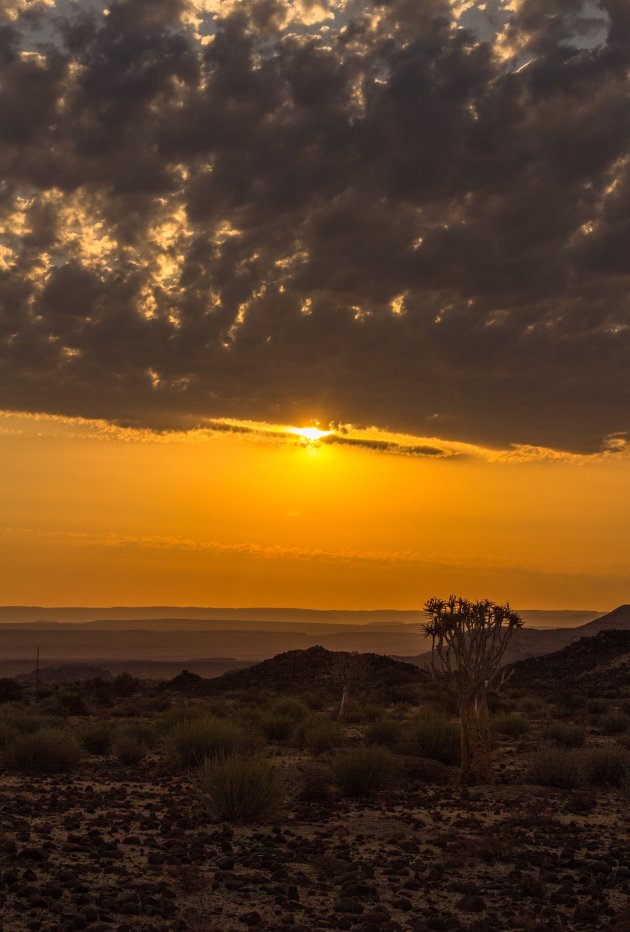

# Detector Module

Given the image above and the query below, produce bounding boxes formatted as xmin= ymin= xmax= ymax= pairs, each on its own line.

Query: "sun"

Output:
xmin=290 ymin=425 xmax=332 ymax=444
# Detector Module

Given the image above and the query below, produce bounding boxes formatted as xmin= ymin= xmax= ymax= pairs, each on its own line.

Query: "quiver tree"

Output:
xmin=331 ymin=652 xmax=370 ymax=722
xmin=423 ymin=596 xmax=523 ymax=784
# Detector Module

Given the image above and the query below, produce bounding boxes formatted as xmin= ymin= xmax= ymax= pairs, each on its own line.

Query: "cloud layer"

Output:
xmin=1 ymin=0 xmax=629 ymax=451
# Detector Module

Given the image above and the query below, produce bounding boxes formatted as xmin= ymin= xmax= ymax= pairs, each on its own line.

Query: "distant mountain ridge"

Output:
xmin=0 ymin=606 xmax=603 ymax=628
xmin=509 ymin=629 xmax=630 ymax=694
xmin=576 ymin=603 xmax=630 ymax=635
xmin=0 ymin=606 xmax=424 ymax=626
xmin=0 ymin=605 xmax=626 ymax=669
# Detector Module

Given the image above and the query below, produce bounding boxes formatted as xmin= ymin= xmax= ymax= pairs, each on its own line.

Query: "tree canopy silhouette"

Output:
xmin=423 ymin=596 xmax=524 ymax=784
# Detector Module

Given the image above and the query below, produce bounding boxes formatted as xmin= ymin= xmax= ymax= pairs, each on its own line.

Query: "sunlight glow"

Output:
xmin=290 ymin=426 xmax=333 ymax=444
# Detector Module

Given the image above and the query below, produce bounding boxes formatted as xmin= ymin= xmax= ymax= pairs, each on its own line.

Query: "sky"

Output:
xmin=1 ymin=0 xmax=629 ymax=609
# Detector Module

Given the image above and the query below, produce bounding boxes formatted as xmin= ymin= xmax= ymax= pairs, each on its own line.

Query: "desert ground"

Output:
xmin=0 ymin=640 xmax=629 ymax=932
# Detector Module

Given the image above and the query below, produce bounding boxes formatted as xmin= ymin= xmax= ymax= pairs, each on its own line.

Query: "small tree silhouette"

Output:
xmin=331 ymin=652 xmax=370 ymax=722
xmin=423 ymin=596 xmax=523 ymax=784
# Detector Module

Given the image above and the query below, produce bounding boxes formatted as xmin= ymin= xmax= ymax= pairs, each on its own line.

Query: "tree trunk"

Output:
xmin=338 ymin=685 xmax=349 ymax=722
xmin=459 ymin=692 xmax=492 ymax=784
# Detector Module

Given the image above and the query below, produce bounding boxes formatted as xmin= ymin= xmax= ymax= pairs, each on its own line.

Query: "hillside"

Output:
xmin=508 ymin=629 xmax=630 ymax=695
xmin=166 ymin=645 xmax=428 ymax=696
xmin=398 ymin=603 xmax=630 ymax=668
xmin=577 ymin=604 xmax=630 ymax=635
xmin=12 ymin=658 xmax=248 ymax=683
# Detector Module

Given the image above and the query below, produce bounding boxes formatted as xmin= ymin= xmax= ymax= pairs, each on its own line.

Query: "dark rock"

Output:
xmin=240 ymin=911 xmax=263 ymax=926
xmin=456 ymin=895 xmax=485 ymax=913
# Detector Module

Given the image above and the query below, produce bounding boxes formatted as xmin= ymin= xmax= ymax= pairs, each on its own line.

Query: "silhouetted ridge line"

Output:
xmin=509 ymin=630 xmax=630 ymax=693
xmin=165 ymin=646 xmax=428 ymax=695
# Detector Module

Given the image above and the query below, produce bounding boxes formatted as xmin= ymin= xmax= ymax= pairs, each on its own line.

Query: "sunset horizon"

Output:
xmin=2 ymin=2 xmax=630 ymax=927
xmin=2 ymin=0 xmax=630 ymax=617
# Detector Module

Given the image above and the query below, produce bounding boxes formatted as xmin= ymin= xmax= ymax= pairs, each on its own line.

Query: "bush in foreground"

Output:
xmin=114 ymin=735 xmax=147 ymax=765
xmin=0 ymin=723 xmax=18 ymax=749
xmin=0 ymin=679 xmax=21 ymax=704
xmin=272 ymin=698 xmax=306 ymax=722
xmin=545 ymin=722 xmax=586 ymax=749
xmin=599 ymin=712 xmax=630 ymax=736
xmin=401 ymin=716 xmax=460 ymax=765
xmin=168 ymin=716 xmax=260 ymax=767
xmin=492 ymin=714 xmax=530 ymax=737
xmin=258 ymin=713 xmax=295 ymax=742
xmin=584 ymin=746 xmax=630 ymax=788
xmin=78 ymin=723 xmax=114 ymax=755
xmin=297 ymin=763 xmax=334 ymax=803
xmin=527 ymin=749 xmax=583 ymax=789
xmin=300 ymin=720 xmax=343 ymax=756
xmin=332 ymin=747 xmax=398 ymax=798
xmin=0 ymin=710 xmax=46 ymax=735
xmin=2 ymin=728 xmax=81 ymax=773
xmin=121 ymin=723 xmax=156 ymax=748
xmin=198 ymin=753 xmax=286 ymax=822
xmin=365 ymin=718 xmax=401 ymax=747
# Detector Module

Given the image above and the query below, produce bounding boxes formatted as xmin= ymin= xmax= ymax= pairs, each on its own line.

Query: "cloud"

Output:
xmin=3 ymin=408 xmax=629 ymax=464
xmin=4 ymin=523 xmax=630 ymax=582
xmin=1 ymin=0 xmax=629 ymax=452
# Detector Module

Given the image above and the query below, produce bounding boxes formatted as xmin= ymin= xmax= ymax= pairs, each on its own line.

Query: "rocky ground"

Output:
xmin=1 ymin=757 xmax=628 ymax=932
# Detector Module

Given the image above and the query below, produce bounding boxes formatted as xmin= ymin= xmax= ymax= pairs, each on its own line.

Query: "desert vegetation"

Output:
xmin=0 ymin=634 xmax=628 ymax=931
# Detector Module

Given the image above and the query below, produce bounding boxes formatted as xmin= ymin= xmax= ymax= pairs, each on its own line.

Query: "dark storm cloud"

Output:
xmin=1 ymin=0 xmax=629 ymax=451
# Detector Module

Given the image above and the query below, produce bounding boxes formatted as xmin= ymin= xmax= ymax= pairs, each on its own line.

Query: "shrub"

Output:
xmin=302 ymin=692 xmax=325 ymax=711
xmin=168 ymin=716 xmax=260 ymax=767
xmin=198 ymin=753 xmax=286 ymax=822
xmin=159 ymin=704 xmax=206 ymax=732
xmin=82 ymin=677 xmax=114 ymax=707
xmin=114 ymin=735 xmax=147 ymax=765
xmin=297 ymin=764 xmax=334 ymax=803
xmin=57 ymin=690 xmax=89 ymax=715
xmin=56 ymin=691 xmax=88 ymax=716
xmin=272 ymin=698 xmax=306 ymax=721
xmin=300 ymin=720 xmax=343 ymax=756
xmin=259 ymin=713 xmax=295 ymax=742
xmin=78 ymin=723 xmax=114 ymax=755
xmin=0 ymin=710 xmax=44 ymax=735
xmin=0 ymin=722 xmax=18 ymax=749
xmin=121 ymin=723 xmax=156 ymax=748
xmin=112 ymin=673 xmax=140 ymax=697
xmin=398 ymin=756 xmax=455 ymax=784
xmin=340 ymin=702 xmax=381 ymax=725
xmin=401 ymin=716 xmax=460 ymax=765
xmin=332 ymin=747 xmax=398 ymax=798
xmin=364 ymin=718 xmax=401 ymax=747
xmin=546 ymin=722 xmax=586 ymax=749
xmin=517 ymin=698 xmax=546 ymax=719
xmin=2 ymin=728 xmax=81 ymax=773
xmin=0 ymin=679 xmax=21 ymax=703
xmin=492 ymin=714 xmax=530 ymax=737
xmin=110 ymin=701 xmax=140 ymax=719
xmin=584 ymin=746 xmax=630 ymax=788
xmin=527 ymin=749 xmax=583 ymax=789
xmin=555 ymin=693 xmax=586 ymax=717
xmin=599 ymin=712 xmax=630 ymax=736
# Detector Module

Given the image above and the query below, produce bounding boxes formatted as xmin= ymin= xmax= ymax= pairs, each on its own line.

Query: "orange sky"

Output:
xmin=0 ymin=410 xmax=628 ymax=609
